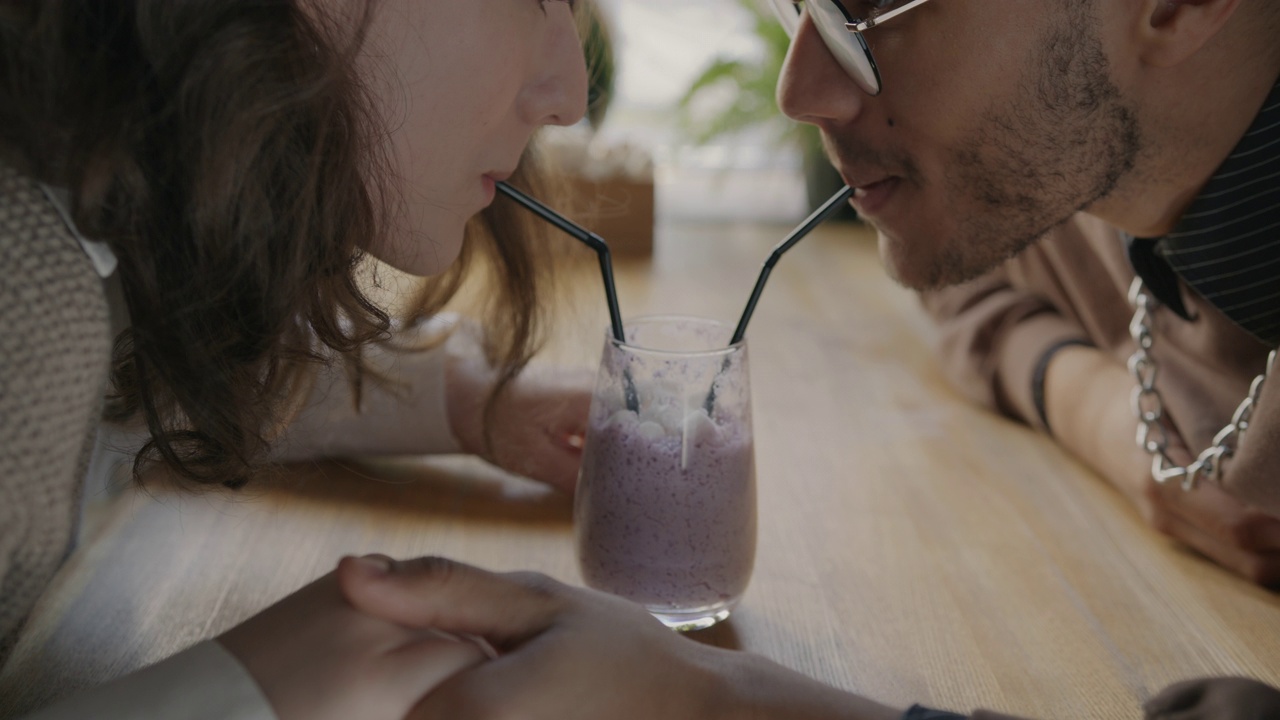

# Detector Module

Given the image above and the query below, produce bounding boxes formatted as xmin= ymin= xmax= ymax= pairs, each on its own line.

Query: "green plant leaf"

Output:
xmin=676 ymin=0 xmax=811 ymax=151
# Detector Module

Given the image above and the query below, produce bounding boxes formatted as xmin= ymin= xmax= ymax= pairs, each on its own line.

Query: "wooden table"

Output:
xmin=4 ymin=219 xmax=1279 ymax=719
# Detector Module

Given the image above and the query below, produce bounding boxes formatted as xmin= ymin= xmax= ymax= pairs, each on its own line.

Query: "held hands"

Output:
xmin=1044 ymin=346 xmax=1280 ymax=586
xmin=216 ymin=563 xmax=488 ymax=720
xmin=446 ymin=349 xmax=593 ymax=494
xmin=336 ymin=555 xmax=901 ymax=720
xmin=337 ymin=555 xmax=739 ymax=720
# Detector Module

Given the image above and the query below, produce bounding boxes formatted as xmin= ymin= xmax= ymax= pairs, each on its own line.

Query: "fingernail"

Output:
xmin=357 ymin=554 xmax=393 ymax=574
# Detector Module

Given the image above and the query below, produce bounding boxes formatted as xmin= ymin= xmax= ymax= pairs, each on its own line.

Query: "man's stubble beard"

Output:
xmin=896 ymin=3 xmax=1142 ymax=291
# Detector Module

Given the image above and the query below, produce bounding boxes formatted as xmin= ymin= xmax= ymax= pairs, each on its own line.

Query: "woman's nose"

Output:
xmin=520 ymin=2 xmax=589 ymax=128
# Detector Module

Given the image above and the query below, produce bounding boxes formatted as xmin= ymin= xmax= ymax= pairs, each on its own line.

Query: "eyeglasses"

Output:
xmin=768 ymin=0 xmax=934 ymax=96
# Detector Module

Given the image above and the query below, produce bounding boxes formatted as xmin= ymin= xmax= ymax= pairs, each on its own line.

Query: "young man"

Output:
xmin=907 ymin=5 xmax=1280 ymax=587
xmin=323 ymin=1 xmax=1280 ymax=718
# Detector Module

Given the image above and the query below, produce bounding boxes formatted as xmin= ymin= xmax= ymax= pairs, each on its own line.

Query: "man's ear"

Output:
xmin=1136 ymin=0 xmax=1243 ymax=67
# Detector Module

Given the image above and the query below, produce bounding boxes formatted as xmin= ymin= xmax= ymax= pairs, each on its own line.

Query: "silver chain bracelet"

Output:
xmin=1127 ymin=278 xmax=1276 ymax=491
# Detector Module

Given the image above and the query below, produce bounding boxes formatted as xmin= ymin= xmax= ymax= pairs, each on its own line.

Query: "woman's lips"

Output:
xmin=849 ymin=177 xmax=900 ymax=217
xmin=481 ymin=171 xmax=513 ymax=206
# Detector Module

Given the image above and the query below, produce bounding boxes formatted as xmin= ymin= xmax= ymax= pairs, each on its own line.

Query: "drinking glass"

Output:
xmin=574 ymin=315 xmax=757 ymax=631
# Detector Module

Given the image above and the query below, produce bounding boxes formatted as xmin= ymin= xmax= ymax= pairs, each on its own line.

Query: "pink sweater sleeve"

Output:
xmin=918 ymin=268 xmax=1090 ymax=432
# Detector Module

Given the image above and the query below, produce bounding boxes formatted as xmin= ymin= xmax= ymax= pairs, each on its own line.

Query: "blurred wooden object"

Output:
xmin=3 ymin=220 xmax=1280 ymax=719
xmin=543 ymin=131 xmax=655 ymax=258
xmin=562 ymin=173 xmax=655 ymax=258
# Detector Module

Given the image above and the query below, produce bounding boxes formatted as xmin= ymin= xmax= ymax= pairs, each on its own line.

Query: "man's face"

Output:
xmin=778 ymin=0 xmax=1141 ymax=291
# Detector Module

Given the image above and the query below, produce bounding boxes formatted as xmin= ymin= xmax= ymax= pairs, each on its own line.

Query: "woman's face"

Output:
xmin=362 ymin=0 xmax=588 ymax=276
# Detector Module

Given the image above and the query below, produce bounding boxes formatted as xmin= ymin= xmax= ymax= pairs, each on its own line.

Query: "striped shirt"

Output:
xmin=1128 ymin=76 xmax=1280 ymax=348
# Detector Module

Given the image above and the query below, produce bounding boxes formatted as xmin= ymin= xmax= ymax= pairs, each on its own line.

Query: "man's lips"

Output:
xmin=841 ymin=172 xmax=893 ymax=192
xmin=844 ymin=175 xmax=901 ymax=216
xmin=851 ymin=177 xmax=894 ymax=196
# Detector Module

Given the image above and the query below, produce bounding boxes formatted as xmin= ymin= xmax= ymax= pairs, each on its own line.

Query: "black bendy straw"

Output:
xmin=729 ymin=185 xmax=855 ymax=345
xmin=497 ymin=181 xmax=626 ymax=343
xmin=703 ymin=184 xmax=855 ymax=414
xmin=496 ymin=181 xmax=639 ymax=412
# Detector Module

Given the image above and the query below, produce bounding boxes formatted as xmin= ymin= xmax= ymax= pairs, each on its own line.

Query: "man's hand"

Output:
xmin=1135 ymin=474 xmax=1280 ymax=586
xmin=1045 ymin=345 xmax=1280 ymax=587
xmin=217 ymin=557 xmax=487 ymax=720
xmin=1145 ymin=677 xmax=1280 ymax=719
xmin=446 ymin=351 xmax=592 ymax=493
xmin=337 ymin=556 xmax=902 ymax=720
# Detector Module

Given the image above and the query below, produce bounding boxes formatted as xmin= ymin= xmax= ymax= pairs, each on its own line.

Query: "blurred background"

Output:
xmin=549 ymin=0 xmax=851 ymax=232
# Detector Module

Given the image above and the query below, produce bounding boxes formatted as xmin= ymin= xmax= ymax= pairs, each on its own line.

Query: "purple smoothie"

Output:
xmin=574 ymin=408 xmax=757 ymax=619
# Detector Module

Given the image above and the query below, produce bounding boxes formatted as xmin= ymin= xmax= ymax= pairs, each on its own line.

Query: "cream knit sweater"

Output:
xmin=0 ymin=161 xmax=461 ymax=678
xmin=0 ymin=163 xmax=111 ymax=663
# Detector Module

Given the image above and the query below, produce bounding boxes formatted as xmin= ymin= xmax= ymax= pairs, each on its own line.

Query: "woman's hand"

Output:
xmin=217 ymin=556 xmax=488 ymax=720
xmin=337 ymin=556 xmax=903 ymax=720
xmin=446 ymin=351 xmax=592 ymax=493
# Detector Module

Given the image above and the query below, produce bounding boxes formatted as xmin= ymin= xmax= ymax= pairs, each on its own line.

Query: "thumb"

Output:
xmin=337 ymin=555 xmax=563 ymax=649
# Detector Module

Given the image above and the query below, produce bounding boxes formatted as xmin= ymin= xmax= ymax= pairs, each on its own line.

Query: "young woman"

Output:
xmin=1 ymin=1 xmax=588 ymax=717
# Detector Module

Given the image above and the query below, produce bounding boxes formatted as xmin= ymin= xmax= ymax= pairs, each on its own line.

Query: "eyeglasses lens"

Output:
xmin=768 ymin=0 xmax=882 ymax=95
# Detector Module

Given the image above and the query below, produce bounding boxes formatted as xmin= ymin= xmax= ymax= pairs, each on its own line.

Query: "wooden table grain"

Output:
xmin=4 ymin=219 xmax=1279 ymax=719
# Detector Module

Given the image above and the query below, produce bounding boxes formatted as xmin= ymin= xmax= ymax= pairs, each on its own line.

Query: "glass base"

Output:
xmin=648 ymin=599 xmax=737 ymax=632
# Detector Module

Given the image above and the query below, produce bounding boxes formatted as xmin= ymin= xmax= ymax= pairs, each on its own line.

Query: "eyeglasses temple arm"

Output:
xmin=848 ymin=0 xmax=933 ymax=32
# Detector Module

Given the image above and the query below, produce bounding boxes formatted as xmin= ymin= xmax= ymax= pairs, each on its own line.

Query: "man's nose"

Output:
xmin=777 ymin=15 xmax=867 ymax=129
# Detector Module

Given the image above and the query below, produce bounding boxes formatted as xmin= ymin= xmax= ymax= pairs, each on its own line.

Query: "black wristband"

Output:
xmin=902 ymin=704 xmax=968 ymax=720
xmin=1031 ymin=338 xmax=1094 ymax=435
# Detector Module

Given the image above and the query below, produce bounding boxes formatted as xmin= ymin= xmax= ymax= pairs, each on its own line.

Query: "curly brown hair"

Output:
xmin=0 ymin=0 xmax=561 ymax=488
